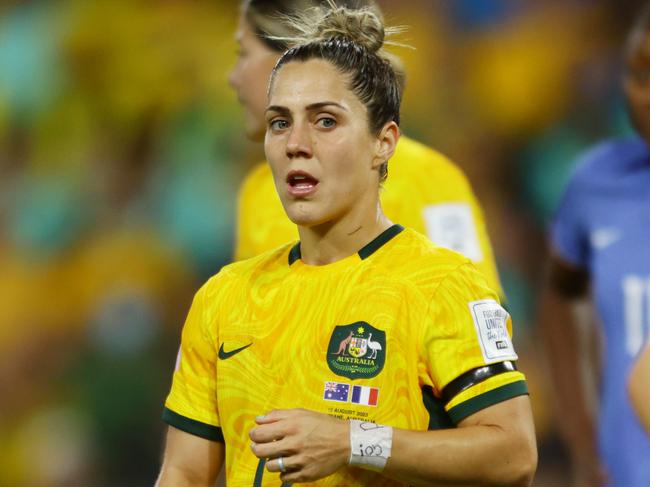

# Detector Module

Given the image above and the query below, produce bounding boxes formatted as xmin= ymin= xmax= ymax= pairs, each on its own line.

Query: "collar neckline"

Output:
xmin=288 ymin=224 xmax=405 ymax=266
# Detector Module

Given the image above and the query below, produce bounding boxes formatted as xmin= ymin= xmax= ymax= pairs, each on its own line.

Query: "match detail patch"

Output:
xmin=423 ymin=203 xmax=482 ymax=262
xmin=323 ymin=382 xmax=380 ymax=407
xmin=468 ymin=299 xmax=518 ymax=363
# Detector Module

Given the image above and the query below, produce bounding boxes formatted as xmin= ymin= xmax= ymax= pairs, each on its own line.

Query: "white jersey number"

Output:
xmin=622 ymin=274 xmax=650 ymax=357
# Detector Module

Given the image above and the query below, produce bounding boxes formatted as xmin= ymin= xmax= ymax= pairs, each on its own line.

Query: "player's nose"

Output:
xmin=286 ymin=122 xmax=313 ymax=159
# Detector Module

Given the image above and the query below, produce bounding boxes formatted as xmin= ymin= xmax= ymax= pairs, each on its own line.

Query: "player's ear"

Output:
xmin=372 ymin=121 xmax=400 ymax=170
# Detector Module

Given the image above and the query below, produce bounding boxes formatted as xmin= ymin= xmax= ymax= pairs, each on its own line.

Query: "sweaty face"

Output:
xmin=264 ymin=59 xmax=383 ymax=228
xmin=625 ymin=28 xmax=650 ymax=143
xmin=228 ymin=15 xmax=281 ymax=141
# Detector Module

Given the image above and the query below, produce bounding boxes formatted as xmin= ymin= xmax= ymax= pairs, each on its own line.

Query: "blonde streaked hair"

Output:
xmin=242 ymin=0 xmax=407 ymax=96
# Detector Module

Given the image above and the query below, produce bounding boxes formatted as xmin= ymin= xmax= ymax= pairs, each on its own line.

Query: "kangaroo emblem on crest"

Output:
xmin=334 ymin=331 xmax=354 ymax=355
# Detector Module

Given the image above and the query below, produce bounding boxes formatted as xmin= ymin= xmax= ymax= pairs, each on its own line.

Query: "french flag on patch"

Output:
xmin=350 ymin=385 xmax=379 ymax=406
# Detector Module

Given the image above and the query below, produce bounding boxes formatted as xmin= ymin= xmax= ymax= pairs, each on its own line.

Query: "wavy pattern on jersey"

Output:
xmin=220 ymin=257 xmax=425 ymax=484
xmin=168 ymin=229 xmax=522 ymax=486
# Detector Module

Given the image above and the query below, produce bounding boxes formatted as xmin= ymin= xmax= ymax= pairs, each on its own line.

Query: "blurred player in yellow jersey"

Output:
xmin=229 ymin=0 xmax=503 ymax=296
xmin=156 ymin=2 xmax=536 ymax=486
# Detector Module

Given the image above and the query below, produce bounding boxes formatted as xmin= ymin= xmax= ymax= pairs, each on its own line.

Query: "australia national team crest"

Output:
xmin=327 ymin=321 xmax=386 ymax=379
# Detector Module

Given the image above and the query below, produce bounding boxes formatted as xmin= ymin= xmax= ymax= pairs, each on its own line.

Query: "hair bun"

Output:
xmin=264 ymin=0 xmax=407 ymax=56
xmin=316 ymin=8 xmax=385 ymax=53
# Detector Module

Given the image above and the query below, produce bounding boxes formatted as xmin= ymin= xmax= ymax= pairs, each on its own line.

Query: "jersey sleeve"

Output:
xmin=163 ymin=281 xmax=223 ymax=441
xmin=550 ymin=165 xmax=590 ymax=268
xmin=422 ymin=262 xmax=527 ymax=424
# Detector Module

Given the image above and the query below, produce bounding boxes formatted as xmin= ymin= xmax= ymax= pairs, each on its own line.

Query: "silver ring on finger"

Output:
xmin=278 ymin=456 xmax=287 ymax=473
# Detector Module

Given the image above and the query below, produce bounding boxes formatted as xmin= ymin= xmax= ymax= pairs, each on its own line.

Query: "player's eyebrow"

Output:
xmin=265 ymin=101 xmax=347 ymax=116
xmin=305 ymin=101 xmax=348 ymax=112
xmin=265 ymin=105 xmax=291 ymax=117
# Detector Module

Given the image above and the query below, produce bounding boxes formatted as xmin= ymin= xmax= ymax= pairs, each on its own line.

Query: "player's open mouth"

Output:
xmin=286 ymin=170 xmax=319 ymax=197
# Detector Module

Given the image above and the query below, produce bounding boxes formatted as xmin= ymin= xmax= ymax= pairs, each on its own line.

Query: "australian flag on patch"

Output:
xmin=323 ymin=381 xmax=350 ymax=402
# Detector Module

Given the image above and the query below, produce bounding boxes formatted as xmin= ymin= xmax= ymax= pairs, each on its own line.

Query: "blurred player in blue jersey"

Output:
xmin=540 ymin=4 xmax=650 ymax=486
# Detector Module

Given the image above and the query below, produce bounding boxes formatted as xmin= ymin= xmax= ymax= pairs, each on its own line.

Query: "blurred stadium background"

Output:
xmin=0 ymin=0 xmax=644 ymax=485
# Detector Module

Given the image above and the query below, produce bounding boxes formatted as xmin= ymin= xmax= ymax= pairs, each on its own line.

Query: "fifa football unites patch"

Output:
xmin=350 ymin=385 xmax=379 ymax=407
xmin=326 ymin=322 xmax=386 ymax=380
xmin=323 ymin=381 xmax=350 ymax=402
xmin=468 ymin=299 xmax=518 ymax=363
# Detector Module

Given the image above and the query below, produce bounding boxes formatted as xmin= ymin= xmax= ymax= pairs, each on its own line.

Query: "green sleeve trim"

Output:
xmin=162 ymin=407 xmax=224 ymax=442
xmin=447 ymin=380 xmax=529 ymax=424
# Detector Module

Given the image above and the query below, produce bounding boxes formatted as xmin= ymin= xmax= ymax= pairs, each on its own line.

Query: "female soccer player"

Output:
xmin=229 ymin=0 xmax=504 ymax=297
xmin=540 ymin=4 xmax=650 ymax=486
xmin=156 ymin=3 xmax=536 ymax=486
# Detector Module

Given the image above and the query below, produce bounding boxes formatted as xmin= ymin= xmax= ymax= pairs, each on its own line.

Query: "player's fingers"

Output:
xmin=250 ymin=438 xmax=291 ymax=459
xmin=255 ymin=409 xmax=295 ymax=424
xmin=265 ymin=454 xmax=300 ymax=474
xmin=249 ymin=421 xmax=287 ymax=443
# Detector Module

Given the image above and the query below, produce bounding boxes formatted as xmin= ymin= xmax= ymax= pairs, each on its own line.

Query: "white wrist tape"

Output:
xmin=348 ymin=419 xmax=393 ymax=471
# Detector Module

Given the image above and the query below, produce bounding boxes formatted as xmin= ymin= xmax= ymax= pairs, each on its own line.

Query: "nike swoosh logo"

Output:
xmin=591 ymin=228 xmax=621 ymax=250
xmin=218 ymin=342 xmax=252 ymax=360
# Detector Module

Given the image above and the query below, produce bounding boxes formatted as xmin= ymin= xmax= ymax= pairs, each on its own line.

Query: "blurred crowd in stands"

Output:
xmin=0 ymin=1 xmax=644 ymax=485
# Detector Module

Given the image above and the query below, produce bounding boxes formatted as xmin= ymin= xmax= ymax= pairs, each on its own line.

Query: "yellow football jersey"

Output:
xmin=234 ymin=136 xmax=503 ymax=296
xmin=164 ymin=226 xmax=526 ymax=486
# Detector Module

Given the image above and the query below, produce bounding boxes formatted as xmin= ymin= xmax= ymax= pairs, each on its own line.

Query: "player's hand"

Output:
xmin=249 ymin=408 xmax=350 ymax=483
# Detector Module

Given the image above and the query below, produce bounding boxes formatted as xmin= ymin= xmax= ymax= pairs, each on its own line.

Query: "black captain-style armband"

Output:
xmin=441 ymin=361 xmax=528 ymax=424
xmin=441 ymin=361 xmax=518 ymax=405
